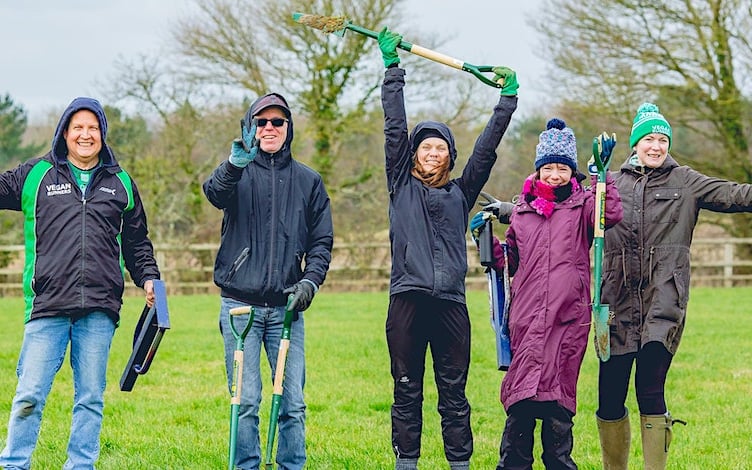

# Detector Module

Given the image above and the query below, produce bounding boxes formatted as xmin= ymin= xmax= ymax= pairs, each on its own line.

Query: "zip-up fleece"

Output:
xmin=203 ymin=96 xmax=333 ymax=307
xmin=0 ymin=97 xmax=160 ymax=324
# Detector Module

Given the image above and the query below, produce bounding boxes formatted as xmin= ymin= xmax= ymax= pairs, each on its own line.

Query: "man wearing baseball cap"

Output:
xmin=203 ymin=92 xmax=333 ymax=469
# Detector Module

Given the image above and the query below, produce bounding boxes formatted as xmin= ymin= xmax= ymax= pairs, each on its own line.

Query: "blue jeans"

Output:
xmin=219 ymin=297 xmax=306 ymax=470
xmin=0 ymin=312 xmax=116 ymax=470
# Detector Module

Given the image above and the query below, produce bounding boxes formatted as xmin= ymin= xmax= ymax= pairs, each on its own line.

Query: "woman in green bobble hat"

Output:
xmin=596 ymin=102 xmax=752 ymax=470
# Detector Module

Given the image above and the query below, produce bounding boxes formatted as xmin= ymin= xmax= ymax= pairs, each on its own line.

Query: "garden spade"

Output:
xmin=292 ymin=12 xmax=505 ymax=88
xmin=227 ymin=305 xmax=255 ymax=470
xmin=264 ymin=296 xmax=295 ymax=469
xmin=590 ymin=133 xmax=616 ymax=362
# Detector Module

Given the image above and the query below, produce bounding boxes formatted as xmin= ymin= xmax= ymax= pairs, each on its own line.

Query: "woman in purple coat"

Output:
xmin=475 ymin=119 xmax=623 ymax=469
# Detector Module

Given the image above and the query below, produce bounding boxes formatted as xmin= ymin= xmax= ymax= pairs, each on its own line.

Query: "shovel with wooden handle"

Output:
xmin=591 ymin=133 xmax=616 ymax=362
xmin=227 ymin=305 xmax=255 ymax=470
xmin=292 ymin=12 xmax=505 ymax=89
xmin=264 ymin=295 xmax=295 ymax=469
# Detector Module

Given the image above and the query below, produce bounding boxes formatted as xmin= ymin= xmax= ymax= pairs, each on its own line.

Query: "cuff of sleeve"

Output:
xmin=301 ymin=278 xmax=319 ymax=293
xmin=228 ymin=155 xmax=249 ymax=168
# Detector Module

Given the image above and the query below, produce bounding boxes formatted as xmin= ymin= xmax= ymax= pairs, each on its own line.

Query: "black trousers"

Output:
xmin=497 ymin=400 xmax=577 ymax=470
xmin=386 ymin=292 xmax=472 ymax=462
xmin=597 ymin=341 xmax=674 ymax=420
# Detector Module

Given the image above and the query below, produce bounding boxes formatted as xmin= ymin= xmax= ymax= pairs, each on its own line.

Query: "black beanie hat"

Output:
xmin=411 ymin=128 xmax=449 ymax=153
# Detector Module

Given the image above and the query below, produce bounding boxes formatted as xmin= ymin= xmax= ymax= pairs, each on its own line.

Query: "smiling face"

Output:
xmin=414 ymin=137 xmax=450 ymax=173
xmin=64 ymin=109 xmax=102 ymax=169
xmin=254 ymin=106 xmax=288 ymax=154
xmin=538 ymin=163 xmax=573 ymax=187
xmin=635 ymin=133 xmax=670 ymax=168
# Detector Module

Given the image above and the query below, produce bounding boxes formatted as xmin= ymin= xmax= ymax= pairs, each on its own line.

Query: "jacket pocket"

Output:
xmin=651 ymin=188 xmax=681 ymax=223
xmin=673 ymin=269 xmax=689 ymax=309
xmin=555 ymin=272 xmax=590 ymax=325
xmin=223 ymin=247 xmax=249 ymax=284
xmin=402 ymin=242 xmax=411 ymax=275
xmin=652 ymin=245 xmax=689 ymax=318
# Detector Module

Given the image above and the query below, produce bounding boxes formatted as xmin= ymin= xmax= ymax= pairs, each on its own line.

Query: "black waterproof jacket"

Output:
xmin=382 ymin=67 xmax=517 ymax=303
xmin=203 ymin=101 xmax=333 ymax=307
xmin=0 ymin=97 xmax=160 ymax=324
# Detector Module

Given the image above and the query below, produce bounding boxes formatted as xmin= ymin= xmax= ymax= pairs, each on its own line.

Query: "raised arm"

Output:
xmin=459 ymin=67 xmax=519 ymax=207
xmin=379 ymin=28 xmax=412 ymax=191
xmin=202 ymin=160 xmax=244 ymax=210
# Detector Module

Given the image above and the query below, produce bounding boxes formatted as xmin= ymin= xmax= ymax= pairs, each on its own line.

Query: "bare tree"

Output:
xmin=533 ymin=0 xmax=750 ymax=154
xmin=103 ymin=54 xmax=238 ymax=243
xmin=103 ymin=0 xmax=514 ymax=242
xmin=170 ymin=0 xmax=489 ymax=186
xmin=532 ymin=0 xmax=752 ymax=235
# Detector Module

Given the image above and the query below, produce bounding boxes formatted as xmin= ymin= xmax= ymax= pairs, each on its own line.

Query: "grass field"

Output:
xmin=0 ymin=287 xmax=750 ymax=469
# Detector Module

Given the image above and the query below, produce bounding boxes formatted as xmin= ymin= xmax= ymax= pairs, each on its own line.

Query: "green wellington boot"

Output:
xmin=640 ymin=412 xmax=686 ymax=470
xmin=597 ymin=409 xmax=630 ymax=470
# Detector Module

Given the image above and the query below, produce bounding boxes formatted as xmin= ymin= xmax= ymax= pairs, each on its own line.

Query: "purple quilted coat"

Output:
xmin=499 ymin=174 xmax=622 ymax=414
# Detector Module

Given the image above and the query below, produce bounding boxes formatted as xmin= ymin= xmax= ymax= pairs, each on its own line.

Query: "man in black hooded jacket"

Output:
xmin=203 ymin=93 xmax=333 ymax=470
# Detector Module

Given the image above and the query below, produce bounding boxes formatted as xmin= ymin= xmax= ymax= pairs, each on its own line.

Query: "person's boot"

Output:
xmin=395 ymin=457 xmax=418 ymax=470
xmin=640 ymin=412 xmax=686 ymax=470
xmin=597 ymin=409 xmax=630 ymax=470
xmin=448 ymin=460 xmax=469 ymax=470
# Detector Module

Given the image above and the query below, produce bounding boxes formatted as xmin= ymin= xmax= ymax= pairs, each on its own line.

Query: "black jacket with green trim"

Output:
xmin=0 ymin=99 xmax=159 ymax=324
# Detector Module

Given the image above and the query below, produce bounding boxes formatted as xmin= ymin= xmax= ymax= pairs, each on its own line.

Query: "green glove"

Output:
xmin=492 ymin=66 xmax=519 ymax=96
xmin=377 ymin=27 xmax=402 ymax=68
xmin=229 ymin=120 xmax=258 ymax=168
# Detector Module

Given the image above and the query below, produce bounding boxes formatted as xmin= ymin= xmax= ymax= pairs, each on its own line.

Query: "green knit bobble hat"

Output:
xmin=629 ymin=102 xmax=672 ymax=149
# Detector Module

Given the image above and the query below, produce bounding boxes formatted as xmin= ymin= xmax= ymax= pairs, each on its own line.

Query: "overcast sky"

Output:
xmin=1 ymin=1 xmax=546 ymax=122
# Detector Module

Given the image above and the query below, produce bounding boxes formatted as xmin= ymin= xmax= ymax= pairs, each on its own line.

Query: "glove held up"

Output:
xmin=378 ymin=27 xmax=402 ymax=68
xmin=229 ymin=119 xmax=259 ymax=167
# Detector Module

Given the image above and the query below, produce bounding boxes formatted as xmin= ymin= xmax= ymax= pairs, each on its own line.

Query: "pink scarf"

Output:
xmin=521 ymin=174 xmax=580 ymax=219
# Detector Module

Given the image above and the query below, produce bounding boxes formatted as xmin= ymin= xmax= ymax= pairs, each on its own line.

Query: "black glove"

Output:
xmin=483 ymin=201 xmax=515 ymax=224
xmin=283 ymin=281 xmax=316 ymax=313
xmin=477 ymin=191 xmax=514 ymax=224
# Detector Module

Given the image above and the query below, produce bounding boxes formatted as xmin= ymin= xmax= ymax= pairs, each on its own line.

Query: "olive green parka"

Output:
xmin=602 ymin=154 xmax=752 ymax=355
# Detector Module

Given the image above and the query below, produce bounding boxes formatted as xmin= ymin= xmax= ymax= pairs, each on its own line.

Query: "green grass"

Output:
xmin=0 ymin=288 xmax=750 ymax=469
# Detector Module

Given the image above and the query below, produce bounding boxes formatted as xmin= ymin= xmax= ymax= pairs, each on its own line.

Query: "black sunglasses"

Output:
xmin=255 ymin=118 xmax=288 ymax=128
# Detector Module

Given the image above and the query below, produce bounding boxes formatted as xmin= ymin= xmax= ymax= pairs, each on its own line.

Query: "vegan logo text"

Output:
xmin=46 ymin=183 xmax=71 ymax=196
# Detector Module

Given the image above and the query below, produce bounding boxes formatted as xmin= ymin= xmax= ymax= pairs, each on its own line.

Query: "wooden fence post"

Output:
xmin=724 ymin=241 xmax=734 ymax=288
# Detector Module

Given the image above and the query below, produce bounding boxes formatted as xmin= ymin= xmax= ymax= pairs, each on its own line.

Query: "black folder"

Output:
xmin=120 ymin=280 xmax=171 ymax=391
